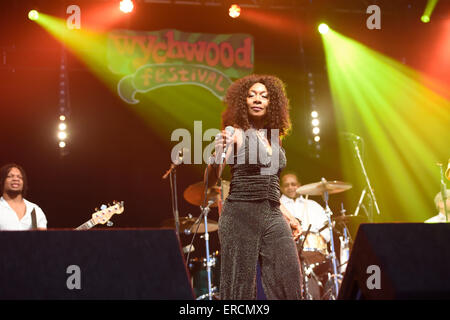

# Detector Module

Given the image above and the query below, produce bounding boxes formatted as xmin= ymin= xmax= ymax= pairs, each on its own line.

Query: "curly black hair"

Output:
xmin=221 ymin=74 xmax=291 ymax=138
xmin=0 ymin=163 xmax=28 ymax=197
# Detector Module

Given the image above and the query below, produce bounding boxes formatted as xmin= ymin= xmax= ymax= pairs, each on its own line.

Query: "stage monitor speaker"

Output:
xmin=338 ymin=223 xmax=450 ymax=299
xmin=0 ymin=229 xmax=194 ymax=299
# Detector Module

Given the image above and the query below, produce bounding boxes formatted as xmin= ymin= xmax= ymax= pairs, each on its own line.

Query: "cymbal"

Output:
xmin=161 ymin=216 xmax=218 ymax=233
xmin=184 ymin=180 xmax=230 ymax=207
xmin=296 ymin=180 xmax=352 ymax=196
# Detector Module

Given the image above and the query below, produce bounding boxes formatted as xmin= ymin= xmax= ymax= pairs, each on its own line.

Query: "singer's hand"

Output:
xmin=290 ymin=219 xmax=302 ymax=241
xmin=214 ymin=129 xmax=235 ymax=163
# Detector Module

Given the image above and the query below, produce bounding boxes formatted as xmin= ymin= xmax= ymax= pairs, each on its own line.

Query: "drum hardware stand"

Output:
xmin=302 ymin=261 xmax=323 ymax=300
xmin=198 ymin=155 xmax=218 ymax=300
xmin=196 ymin=135 xmax=231 ymax=299
xmin=351 ymin=137 xmax=380 ymax=221
xmin=320 ymin=178 xmax=340 ymax=299
xmin=182 ymin=213 xmax=194 ymax=235
xmin=196 ymin=200 xmax=215 ymax=300
xmin=299 ymin=225 xmax=326 ymax=300
xmin=339 ymin=226 xmax=350 ymax=274
xmin=338 ymin=203 xmax=351 ymax=274
xmin=308 ymin=266 xmax=323 ymax=288
xmin=299 ymin=225 xmax=314 ymax=300
xmin=437 ymin=162 xmax=449 ymax=222
xmin=322 ymin=273 xmax=343 ymax=300
xmin=300 ymin=259 xmax=312 ymax=300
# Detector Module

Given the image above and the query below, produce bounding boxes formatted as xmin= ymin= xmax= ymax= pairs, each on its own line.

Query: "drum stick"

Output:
xmin=299 ymin=224 xmax=312 ymax=252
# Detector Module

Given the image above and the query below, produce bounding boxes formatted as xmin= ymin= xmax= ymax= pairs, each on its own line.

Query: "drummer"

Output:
xmin=280 ymin=172 xmax=330 ymax=243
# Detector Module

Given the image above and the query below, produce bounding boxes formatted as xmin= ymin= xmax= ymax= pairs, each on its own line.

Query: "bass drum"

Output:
xmin=297 ymin=231 xmax=328 ymax=265
xmin=188 ymin=251 xmax=221 ymax=299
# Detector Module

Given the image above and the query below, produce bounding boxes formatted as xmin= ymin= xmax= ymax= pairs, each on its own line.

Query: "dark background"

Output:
xmin=0 ymin=0 xmax=449 ymax=256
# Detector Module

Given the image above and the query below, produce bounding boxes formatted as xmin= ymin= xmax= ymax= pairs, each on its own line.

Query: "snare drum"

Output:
xmin=297 ymin=231 xmax=328 ymax=265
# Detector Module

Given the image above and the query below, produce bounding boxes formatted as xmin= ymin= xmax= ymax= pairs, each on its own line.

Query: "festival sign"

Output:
xmin=107 ymin=29 xmax=254 ymax=103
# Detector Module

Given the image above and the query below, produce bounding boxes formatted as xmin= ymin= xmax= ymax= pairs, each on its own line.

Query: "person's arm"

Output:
xmin=204 ymin=160 xmax=220 ymax=188
xmin=204 ymin=128 xmax=240 ymax=188
xmin=36 ymin=206 xmax=47 ymax=230
xmin=280 ymin=203 xmax=302 ymax=241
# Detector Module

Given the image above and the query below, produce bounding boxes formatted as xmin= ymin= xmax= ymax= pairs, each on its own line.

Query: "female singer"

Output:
xmin=206 ymin=74 xmax=302 ymax=300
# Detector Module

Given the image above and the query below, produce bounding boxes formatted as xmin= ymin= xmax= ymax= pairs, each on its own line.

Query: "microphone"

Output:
xmin=220 ymin=126 xmax=235 ymax=162
xmin=175 ymin=147 xmax=189 ymax=165
xmin=341 ymin=132 xmax=361 ymax=141
xmin=162 ymin=147 xmax=189 ymax=179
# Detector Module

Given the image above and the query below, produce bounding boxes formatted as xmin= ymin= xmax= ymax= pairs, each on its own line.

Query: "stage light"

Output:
xmin=314 ymin=136 xmax=320 ymax=142
xmin=421 ymin=0 xmax=439 ymax=24
xmin=229 ymin=4 xmax=241 ymax=18
xmin=59 ymin=141 xmax=66 ymax=148
xmin=318 ymin=23 xmax=329 ymax=35
xmin=28 ymin=10 xmax=39 ymax=21
xmin=421 ymin=15 xmax=430 ymax=23
xmin=58 ymin=131 xmax=67 ymax=140
xmin=312 ymin=127 xmax=320 ymax=135
xmin=312 ymin=119 xmax=320 ymax=126
xmin=120 ymin=0 xmax=134 ymax=14
xmin=311 ymin=111 xmax=318 ymax=118
xmin=59 ymin=123 xmax=67 ymax=131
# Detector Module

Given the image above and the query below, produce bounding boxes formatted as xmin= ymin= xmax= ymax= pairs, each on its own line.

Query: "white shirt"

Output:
xmin=0 ymin=196 xmax=47 ymax=230
xmin=280 ymin=194 xmax=330 ymax=242
xmin=425 ymin=213 xmax=449 ymax=223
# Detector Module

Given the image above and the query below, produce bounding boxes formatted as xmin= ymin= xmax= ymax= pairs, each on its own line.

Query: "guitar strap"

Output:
xmin=31 ymin=208 xmax=37 ymax=229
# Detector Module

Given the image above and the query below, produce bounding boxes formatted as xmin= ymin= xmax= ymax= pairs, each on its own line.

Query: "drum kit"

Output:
xmin=161 ymin=176 xmax=363 ymax=300
xmin=295 ymin=178 xmax=365 ymax=300
xmin=161 ymin=180 xmax=229 ymax=300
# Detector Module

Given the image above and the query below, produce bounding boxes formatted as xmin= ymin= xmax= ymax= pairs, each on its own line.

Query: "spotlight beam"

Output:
xmin=422 ymin=0 xmax=439 ymax=23
xmin=321 ymin=28 xmax=450 ymax=222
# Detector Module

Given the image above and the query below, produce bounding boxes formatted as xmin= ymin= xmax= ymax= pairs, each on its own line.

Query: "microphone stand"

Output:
xmin=351 ymin=138 xmax=380 ymax=220
xmin=321 ymin=178 xmax=340 ymax=299
xmin=200 ymin=156 xmax=216 ymax=300
xmin=162 ymin=162 xmax=181 ymax=239
xmin=197 ymin=130 xmax=232 ymax=299
xmin=353 ymin=188 xmax=366 ymax=217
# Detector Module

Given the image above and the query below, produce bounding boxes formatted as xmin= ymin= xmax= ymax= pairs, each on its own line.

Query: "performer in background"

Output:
xmin=280 ymin=172 xmax=330 ymax=243
xmin=205 ymin=74 xmax=302 ymax=300
xmin=0 ymin=163 xmax=47 ymax=230
xmin=425 ymin=189 xmax=450 ymax=223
